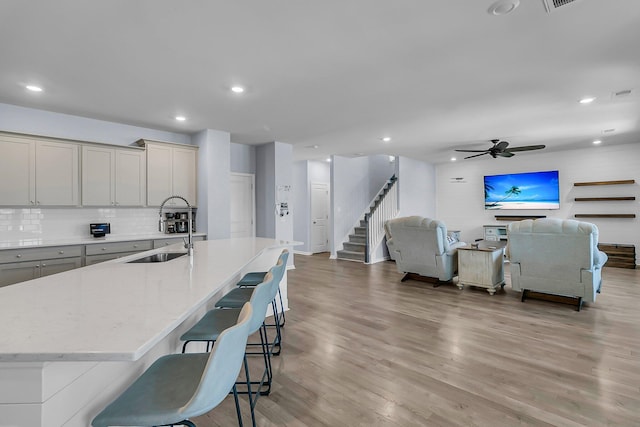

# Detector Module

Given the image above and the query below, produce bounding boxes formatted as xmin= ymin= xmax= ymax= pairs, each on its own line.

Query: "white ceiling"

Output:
xmin=1 ymin=0 xmax=639 ymax=163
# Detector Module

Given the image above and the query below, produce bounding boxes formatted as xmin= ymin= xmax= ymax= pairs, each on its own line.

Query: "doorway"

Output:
xmin=230 ymin=173 xmax=255 ymax=238
xmin=310 ymin=182 xmax=329 ymax=253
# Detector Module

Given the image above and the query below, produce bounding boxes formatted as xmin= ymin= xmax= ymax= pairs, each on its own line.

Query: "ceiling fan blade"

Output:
xmin=505 ymin=144 xmax=546 ymax=152
xmin=495 ymin=141 xmax=510 ymax=151
xmin=498 ymin=151 xmax=515 ymax=157
xmin=464 ymin=152 xmax=489 ymax=159
xmin=455 ymin=149 xmax=490 ymax=153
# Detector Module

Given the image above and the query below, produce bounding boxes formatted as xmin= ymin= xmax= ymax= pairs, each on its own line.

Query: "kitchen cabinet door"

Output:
xmin=82 ymin=146 xmax=145 ymax=207
xmin=146 ymin=143 xmax=173 ymax=206
xmin=115 ymin=149 xmax=145 ymax=206
xmin=0 ymin=261 xmax=40 ymax=288
xmin=82 ymin=145 xmax=115 ymax=206
xmin=0 ymin=134 xmax=36 ymax=206
xmin=39 ymin=257 xmax=83 ymax=277
xmin=143 ymin=141 xmax=198 ymax=207
xmin=35 ymin=140 xmax=79 ymax=206
xmin=172 ymin=146 xmax=197 ymax=206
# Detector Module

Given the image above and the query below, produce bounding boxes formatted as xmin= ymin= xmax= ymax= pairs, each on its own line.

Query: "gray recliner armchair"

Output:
xmin=506 ymin=218 xmax=608 ymax=310
xmin=384 ymin=216 xmax=466 ymax=282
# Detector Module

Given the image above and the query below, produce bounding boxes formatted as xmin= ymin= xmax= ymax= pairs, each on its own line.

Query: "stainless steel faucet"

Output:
xmin=159 ymin=195 xmax=194 ymax=256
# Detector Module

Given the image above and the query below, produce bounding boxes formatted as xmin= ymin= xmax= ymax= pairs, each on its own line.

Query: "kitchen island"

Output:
xmin=0 ymin=238 xmax=297 ymax=427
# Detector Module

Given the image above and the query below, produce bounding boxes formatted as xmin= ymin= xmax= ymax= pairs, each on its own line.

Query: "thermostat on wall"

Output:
xmin=90 ymin=223 xmax=111 ymax=238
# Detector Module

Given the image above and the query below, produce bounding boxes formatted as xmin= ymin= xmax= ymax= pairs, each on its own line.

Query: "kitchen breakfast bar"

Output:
xmin=0 ymin=238 xmax=297 ymax=427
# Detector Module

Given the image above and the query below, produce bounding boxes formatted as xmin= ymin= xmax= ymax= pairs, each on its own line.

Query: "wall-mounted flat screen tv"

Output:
xmin=484 ymin=170 xmax=560 ymax=210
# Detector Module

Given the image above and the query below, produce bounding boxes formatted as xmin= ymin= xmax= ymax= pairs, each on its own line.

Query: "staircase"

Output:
xmin=337 ymin=175 xmax=398 ymax=263
xmin=336 ymin=220 xmax=368 ymax=262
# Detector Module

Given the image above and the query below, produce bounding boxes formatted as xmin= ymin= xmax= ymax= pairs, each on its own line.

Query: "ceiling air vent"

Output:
xmin=542 ymin=0 xmax=581 ymax=13
xmin=613 ymin=89 xmax=633 ymax=98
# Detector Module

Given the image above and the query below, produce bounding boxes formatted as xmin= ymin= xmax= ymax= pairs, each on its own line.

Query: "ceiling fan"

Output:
xmin=455 ymin=139 xmax=546 ymax=159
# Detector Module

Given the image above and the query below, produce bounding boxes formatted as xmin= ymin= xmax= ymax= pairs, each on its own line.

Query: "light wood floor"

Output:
xmin=195 ymin=254 xmax=640 ymax=426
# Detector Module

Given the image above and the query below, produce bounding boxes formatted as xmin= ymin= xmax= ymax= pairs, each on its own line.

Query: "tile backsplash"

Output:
xmin=0 ymin=208 xmax=162 ymax=241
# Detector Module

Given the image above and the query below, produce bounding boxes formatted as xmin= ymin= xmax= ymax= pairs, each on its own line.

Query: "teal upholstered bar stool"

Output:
xmin=236 ymin=250 xmax=289 ymax=328
xmin=180 ymin=271 xmax=277 ymax=425
xmin=92 ymin=303 xmax=253 ymax=427
xmin=215 ymin=250 xmax=288 ymax=356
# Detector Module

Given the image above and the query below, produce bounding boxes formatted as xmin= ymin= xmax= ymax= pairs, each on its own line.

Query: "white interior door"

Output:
xmin=311 ymin=182 xmax=329 ymax=253
xmin=230 ymin=173 xmax=255 ymax=238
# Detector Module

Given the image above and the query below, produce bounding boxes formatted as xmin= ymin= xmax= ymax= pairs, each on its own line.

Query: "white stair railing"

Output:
xmin=365 ymin=176 xmax=398 ymax=263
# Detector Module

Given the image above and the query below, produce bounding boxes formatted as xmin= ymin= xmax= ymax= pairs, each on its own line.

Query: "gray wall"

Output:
xmin=256 ymin=143 xmax=276 ymax=238
xmin=292 ymin=161 xmax=309 ymax=252
xmin=398 ymin=156 xmax=436 ymax=218
xmin=0 ymin=103 xmax=190 ymax=146
xmin=230 ymin=142 xmax=256 ymax=174
xmin=194 ymin=129 xmax=231 ymax=239
xmin=292 ymin=160 xmax=331 ymax=254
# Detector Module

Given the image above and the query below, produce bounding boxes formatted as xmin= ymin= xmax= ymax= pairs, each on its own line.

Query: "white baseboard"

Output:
xmin=368 ymin=255 xmax=391 ymax=264
xmin=293 ymin=250 xmax=314 ymax=256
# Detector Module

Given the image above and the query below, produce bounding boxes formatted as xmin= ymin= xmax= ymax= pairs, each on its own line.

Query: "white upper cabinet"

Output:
xmin=0 ymin=134 xmax=35 ymax=205
xmin=138 ymin=140 xmax=198 ymax=207
xmin=115 ymin=149 xmax=146 ymax=206
xmin=82 ymin=145 xmax=145 ymax=206
xmin=0 ymin=134 xmax=79 ymax=206
xmin=171 ymin=146 xmax=197 ymax=205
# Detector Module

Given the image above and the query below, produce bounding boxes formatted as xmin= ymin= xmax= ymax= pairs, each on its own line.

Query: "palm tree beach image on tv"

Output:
xmin=484 ymin=170 xmax=560 ymax=210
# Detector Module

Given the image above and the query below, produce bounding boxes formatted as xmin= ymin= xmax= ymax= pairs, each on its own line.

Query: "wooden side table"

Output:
xmin=457 ymin=246 xmax=505 ymax=295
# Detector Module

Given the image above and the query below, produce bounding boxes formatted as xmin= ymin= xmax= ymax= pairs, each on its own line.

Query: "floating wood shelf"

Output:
xmin=574 ymin=197 xmax=636 ymax=201
xmin=574 ymin=179 xmax=635 ymax=186
xmin=494 ymin=215 xmax=546 ymax=221
xmin=574 ymin=214 xmax=636 ymax=218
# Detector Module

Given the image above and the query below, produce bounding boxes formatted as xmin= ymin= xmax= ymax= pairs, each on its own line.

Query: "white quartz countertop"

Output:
xmin=0 ymin=238 xmax=297 ymax=362
xmin=0 ymin=232 xmax=207 ymax=250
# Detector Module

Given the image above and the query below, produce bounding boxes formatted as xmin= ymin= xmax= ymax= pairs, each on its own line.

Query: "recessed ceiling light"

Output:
xmin=231 ymin=86 xmax=245 ymax=94
xmin=381 ymin=137 xmax=391 ymax=143
xmin=326 ymin=158 xmax=332 ymax=162
xmin=579 ymin=97 xmax=596 ymax=104
xmin=388 ymin=155 xmax=396 ymax=162
xmin=25 ymin=85 xmax=43 ymax=92
xmin=451 ymin=157 xmax=457 ymax=162
xmin=592 ymin=140 xmax=602 ymax=145
xmin=488 ymin=0 xmax=520 ymax=16
xmin=175 ymin=116 xmax=186 ymax=121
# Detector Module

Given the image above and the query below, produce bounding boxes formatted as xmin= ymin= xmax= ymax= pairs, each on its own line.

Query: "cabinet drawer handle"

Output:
xmin=16 ymin=254 xmax=22 ymax=258
xmin=133 ymin=245 xmax=138 ymax=248
xmin=101 ymin=247 xmax=107 ymax=251
xmin=35 ymin=264 xmax=40 ymax=268
xmin=59 ymin=251 xmax=64 ymax=254
xmin=41 ymin=264 xmax=46 ymax=267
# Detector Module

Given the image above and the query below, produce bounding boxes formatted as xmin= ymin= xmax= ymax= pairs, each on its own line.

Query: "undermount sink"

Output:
xmin=127 ymin=252 xmax=188 ymax=263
